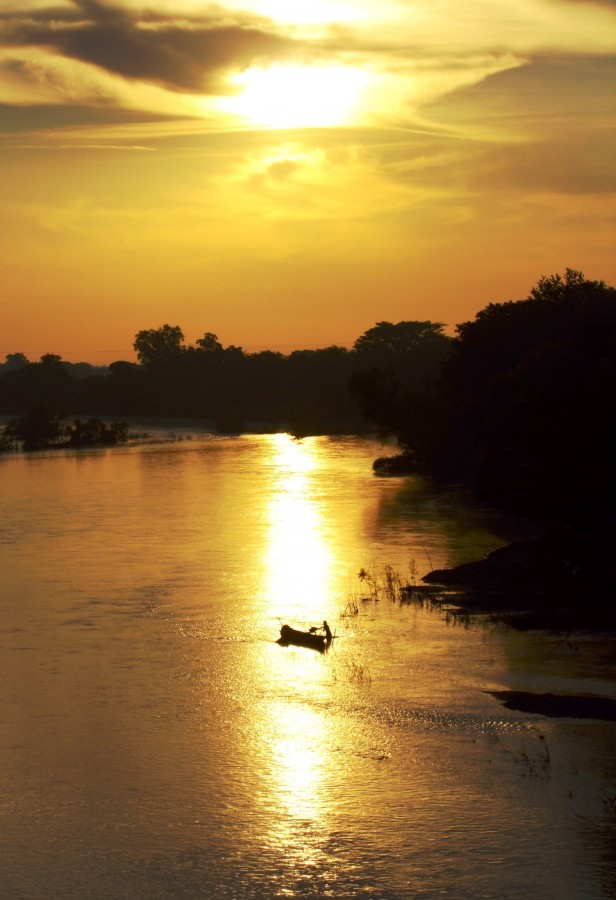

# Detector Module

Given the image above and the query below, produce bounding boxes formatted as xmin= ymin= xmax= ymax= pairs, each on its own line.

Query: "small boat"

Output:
xmin=277 ymin=622 xmax=333 ymax=652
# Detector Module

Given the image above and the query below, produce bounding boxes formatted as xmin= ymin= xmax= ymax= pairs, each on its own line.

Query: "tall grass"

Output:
xmin=340 ymin=561 xmax=443 ymax=617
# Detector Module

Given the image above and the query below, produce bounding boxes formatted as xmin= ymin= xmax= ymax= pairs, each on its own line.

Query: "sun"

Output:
xmin=221 ymin=64 xmax=369 ymax=129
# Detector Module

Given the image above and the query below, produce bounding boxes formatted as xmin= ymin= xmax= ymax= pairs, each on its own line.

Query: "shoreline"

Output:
xmin=490 ymin=690 xmax=616 ymax=722
xmin=421 ymin=528 xmax=616 ymax=632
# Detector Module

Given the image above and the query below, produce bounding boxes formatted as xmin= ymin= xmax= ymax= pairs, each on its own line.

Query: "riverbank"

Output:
xmin=422 ymin=526 xmax=616 ymax=631
xmin=490 ymin=690 xmax=616 ymax=721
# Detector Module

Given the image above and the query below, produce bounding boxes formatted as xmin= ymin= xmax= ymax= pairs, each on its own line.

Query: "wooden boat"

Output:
xmin=277 ymin=623 xmax=332 ymax=652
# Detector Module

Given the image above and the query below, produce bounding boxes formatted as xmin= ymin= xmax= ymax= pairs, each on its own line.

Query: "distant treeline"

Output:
xmin=0 ymin=320 xmax=451 ymax=437
xmin=2 ymin=269 xmax=615 ymax=526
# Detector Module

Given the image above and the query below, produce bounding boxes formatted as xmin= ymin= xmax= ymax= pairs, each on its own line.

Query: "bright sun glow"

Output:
xmin=222 ymin=65 xmax=369 ymax=129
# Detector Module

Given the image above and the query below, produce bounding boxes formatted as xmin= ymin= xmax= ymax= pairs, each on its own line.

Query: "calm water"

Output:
xmin=1 ymin=434 xmax=614 ymax=899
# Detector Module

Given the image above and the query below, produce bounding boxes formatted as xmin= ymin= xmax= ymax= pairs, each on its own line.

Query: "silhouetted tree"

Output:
xmin=133 ymin=325 xmax=185 ymax=367
xmin=131 ymin=325 xmax=190 ymax=414
xmin=285 ymin=346 xmax=363 ymax=436
xmin=3 ymin=353 xmax=28 ymax=372
xmin=195 ymin=332 xmax=223 ymax=354
xmin=243 ymin=351 xmax=287 ymax=428
xmin=103 ymin=361 xmax=149 ymax=414
xmin=353 ymin=320 xmax=450 ymax=392
xmin=433 ymin=270 xmax=616 ymax=521
xmin=0 ymin=354 xmax=71 ymax=413
xmin=349 ymin=320 xmax=451 ymax=456
xmin=68 ymin=418 xmax=128 ymax=447
xmin=5 ymin=404 xmax=65 ymax=450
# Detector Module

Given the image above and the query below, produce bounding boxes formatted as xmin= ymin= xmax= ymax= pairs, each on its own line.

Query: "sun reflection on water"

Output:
xmin=255 ymin=693 xmax=339 ymax=882
xmin=264 ymin=435 xmax=334 ymax=621
xmin=266 ymin=701 xmax=328 ymax=823
xmin=255 ymin=436 xmax=341 ymax=877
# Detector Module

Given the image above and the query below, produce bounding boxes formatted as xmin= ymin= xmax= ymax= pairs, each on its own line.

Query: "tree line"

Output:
xmin=1 ymin=269 xmax=614 ymax=527
xmin=0 ymin=321 xmax=450 ymax=437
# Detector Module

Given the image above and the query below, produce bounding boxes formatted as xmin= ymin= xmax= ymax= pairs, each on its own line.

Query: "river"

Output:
xmin=1 ymin=433 xmax=614 ymax=898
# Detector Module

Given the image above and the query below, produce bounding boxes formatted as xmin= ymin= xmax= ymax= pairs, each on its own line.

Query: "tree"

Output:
xmin=133 ymin=325 xmax=185 ymax=367
xmin=102 ymin=361 xmax=147 ymax=413
xmin=353 ymin=320 xmax=450 ymax=393
xmin=434 ymin=271 xmax=616 ymax=521
xmin=528 ymin=267 xmax=595 ymax=302
xmin=10 ymin=354 xmax=72 ymax=413
xmin=5 ymin=405 xmax=65 ymax=451
xmin=40 ymin=353 xmax=63 ymax=366
xmin=243 ymin=351 xmax=287 ymax=427
xmin=195 ymin=332 xmax=223 ymax=353
xmin=285 ymin=346 xmax=360 ymax=436
xmin=354 ymin=320 xmax=448 ymax=355
xmin=3 ymin=353 xmax=28 ymax=371
xmin=349 ymin=321 xmax=451 ymax=451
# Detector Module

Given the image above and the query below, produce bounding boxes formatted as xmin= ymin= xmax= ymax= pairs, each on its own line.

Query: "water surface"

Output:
xmin=1 ymin=434 xmax=614 ymax=898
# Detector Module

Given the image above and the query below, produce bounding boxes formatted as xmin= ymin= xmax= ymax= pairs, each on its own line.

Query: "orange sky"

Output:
xmin=1 ymin=0 xmax=615 ymax=363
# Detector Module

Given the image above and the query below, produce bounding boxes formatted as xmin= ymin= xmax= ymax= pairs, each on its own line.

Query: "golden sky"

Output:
xmin=1 ymin=0 xmax=615 ymax=362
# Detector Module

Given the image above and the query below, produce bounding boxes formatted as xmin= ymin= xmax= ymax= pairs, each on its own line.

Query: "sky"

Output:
xmin=0 ymin=0 xmax=615 ymax=363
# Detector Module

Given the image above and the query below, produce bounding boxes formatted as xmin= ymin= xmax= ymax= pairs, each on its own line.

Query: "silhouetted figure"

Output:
xmin=322 ymin=620 xmax=332 ymax=642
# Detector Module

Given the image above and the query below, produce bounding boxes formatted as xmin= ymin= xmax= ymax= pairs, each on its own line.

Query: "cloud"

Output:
xmin=0 ymin=0 xmax=297 ymax=93
xmin=420 ymin=52 xmax=616 ymax=139
xmin=377 ymin=52 xmax=616 ymax=196
xmin=0 ymin=100 xmax=179 ymax=133
xmin=476 ymin=133 xmax=616 ymax=195
xmin=2 ymin=0 xmax=615 ymax=139
xmin=320 ymin=0 xmax=616 ymax=57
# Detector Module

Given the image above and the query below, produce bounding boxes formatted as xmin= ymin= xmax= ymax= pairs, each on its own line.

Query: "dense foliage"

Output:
xmin=433 ymin=270 xmax=616 ymax=521
xmin=367 ymin=270 xmax=616 ymax=524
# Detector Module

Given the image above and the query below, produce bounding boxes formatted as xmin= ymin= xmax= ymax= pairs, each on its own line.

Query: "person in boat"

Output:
xmin=308 ymin=620 xmax=332 ymax=641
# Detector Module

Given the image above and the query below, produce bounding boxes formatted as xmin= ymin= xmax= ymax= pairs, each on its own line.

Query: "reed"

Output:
xmin=356 ymin=561 xmax=443 ymax=607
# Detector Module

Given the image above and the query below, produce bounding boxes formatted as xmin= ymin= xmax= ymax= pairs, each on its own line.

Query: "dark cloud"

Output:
xmin=0 ymin=0 xmax=297 ymax=93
